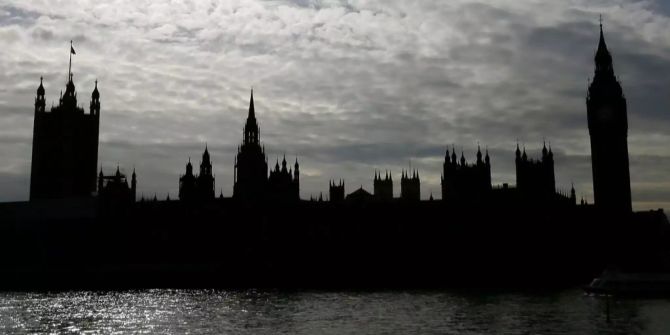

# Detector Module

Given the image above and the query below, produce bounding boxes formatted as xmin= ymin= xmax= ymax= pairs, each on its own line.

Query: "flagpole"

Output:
xmin=68 ymin=40 xmax=72 ymax=81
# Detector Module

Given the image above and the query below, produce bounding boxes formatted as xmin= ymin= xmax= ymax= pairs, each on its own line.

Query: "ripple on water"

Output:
xmin=0 ymin=289 xmax=668 ymax=334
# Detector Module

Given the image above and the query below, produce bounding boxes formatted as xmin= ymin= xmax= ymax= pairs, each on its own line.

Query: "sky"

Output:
xmin=0 ymin=0 xmax=669 ymax=210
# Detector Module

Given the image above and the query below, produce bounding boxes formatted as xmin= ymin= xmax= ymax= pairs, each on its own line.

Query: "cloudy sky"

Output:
xmin=0 ymin=0 xmax=669 ymax=210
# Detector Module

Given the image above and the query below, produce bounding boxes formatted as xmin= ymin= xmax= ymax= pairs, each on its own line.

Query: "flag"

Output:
xmin=71 ymin=45 xmax=76 ymax=55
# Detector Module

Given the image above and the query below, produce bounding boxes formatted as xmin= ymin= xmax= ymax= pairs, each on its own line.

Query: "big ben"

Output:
xmin=586 ymin=22 xmax=632 ymax=212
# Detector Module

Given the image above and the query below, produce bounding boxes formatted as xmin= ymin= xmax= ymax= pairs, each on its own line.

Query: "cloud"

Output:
xmin=0 ymin=0 xmax=669 ymax=210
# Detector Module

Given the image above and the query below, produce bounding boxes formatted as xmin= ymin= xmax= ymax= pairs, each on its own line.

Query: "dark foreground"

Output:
xmin=0 ymin=199 xmax=668 ymax=290
xmin=1 ymin=289 xmax=670 ymax=334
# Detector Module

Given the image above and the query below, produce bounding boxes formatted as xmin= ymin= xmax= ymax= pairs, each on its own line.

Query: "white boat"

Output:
xmin=585 ymin=268 xmax=670 ymax=297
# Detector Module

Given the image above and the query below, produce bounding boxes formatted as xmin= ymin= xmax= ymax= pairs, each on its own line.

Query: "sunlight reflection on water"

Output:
xmin=0 ymin=289 xmax=668 ymax=334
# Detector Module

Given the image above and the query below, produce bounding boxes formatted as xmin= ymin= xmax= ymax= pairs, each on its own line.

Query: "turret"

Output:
xmin=200 ymin=144 xmax=212 ymax=176
xmin=61 ymin=73 xmax=77 ymax=110
xmin=186 ymin=158 xmax=193 ymax=176
xmin=35 ymin=77 xmax=46 ymax=113
xmin=90 ymin=80 xmax=100 ymax=116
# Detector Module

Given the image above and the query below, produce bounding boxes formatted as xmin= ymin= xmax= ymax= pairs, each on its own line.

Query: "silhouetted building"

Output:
xmin=179 ymin=146 xmax=216 ymax=202
xmin=329 ymin=180 xmax=345 ymax=203
xmin=179 ymin=159 xmax=196 ymax=201
xmin=441 ymin=146 xmax=491 ymax=200
xmin=30 ymin=74 xmax=100 ymax=200
xmin=233 ymin=90 xmax=269 ymax=201
xmin=197 ymin=146 xmax=215 ymax=200
xmin=587 ymin=22 xmax=632 ymax=212
xmin=373 ymin=171 xmax=393 ymax=201
xmin=346 ymin=186 xmax=374 ymax=202
xmin=515 ymin=143 xmax=555 ymax=197
xmin=400 ymin=170 xmax=420 ymax=201
xmin=268 ymin=156 xmax=300 ymax=201
xmin=98 ymin=166 xmax=136 ymax=205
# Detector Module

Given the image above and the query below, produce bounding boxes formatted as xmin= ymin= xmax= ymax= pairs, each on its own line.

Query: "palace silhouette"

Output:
xmin=0 ymin=23 xmax=668 ymax=290
xmin=27 ymin=26 xmax=630 ymax=210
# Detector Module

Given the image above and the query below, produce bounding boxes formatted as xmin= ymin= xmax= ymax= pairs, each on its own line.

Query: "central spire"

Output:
xmin=248 ymin=88 xmax=256 ymax=121
xmin=243 ymin=88 xmax=260 ymax=145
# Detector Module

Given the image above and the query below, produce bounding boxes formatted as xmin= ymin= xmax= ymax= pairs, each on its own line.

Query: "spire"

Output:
xmin=202 ymin=144 xmax=210 ymax=163
xmin=248 ymin=88 xmax=256 ymax=120
xmin=515 ymin=142 xmax=521 ymax=157
xmin=186 ymin=158 xmax=193 ymax=175
xmin=243 ymin=88 xmax=259 ymax=145
xmin=37 ymin=76 xmax=45 ymax=96
xmin=92 ymin=79 xmax=99 ymax=99
xmin=595 ymin=16 xmax=614 ymax=77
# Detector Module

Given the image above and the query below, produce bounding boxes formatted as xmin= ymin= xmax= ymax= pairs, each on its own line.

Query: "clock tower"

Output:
xmin=586 ymin=21 xmax=632 ymax=212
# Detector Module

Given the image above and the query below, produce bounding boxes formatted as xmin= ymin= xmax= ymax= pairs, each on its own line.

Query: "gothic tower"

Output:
xmin=179 ymin=159 xmax=196 ymax=201
xmin=196 ymin=145 xmax=215 ymax=200
xmin=30 ymin=59 xmax=100 ymax=200
xmin=586 ymin=22 xmax=632 ymax=212
xmin=233 ymin=89 xmax=268 ymax=201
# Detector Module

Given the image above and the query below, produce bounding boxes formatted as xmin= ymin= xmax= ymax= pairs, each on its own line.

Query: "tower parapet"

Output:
xmin=373 ymin=170 xmax=393 ymax=201
xmin=515 ymin=142 xmax=555 ymax=197
xmin=400 ymin=169 xmax=420 ymax=201
xmin=29 ymin=44 xmax=100 ymax=200
xmin=441 ymin=145 xmax=491 ymax=201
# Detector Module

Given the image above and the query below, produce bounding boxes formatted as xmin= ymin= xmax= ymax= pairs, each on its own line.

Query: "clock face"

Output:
xmin=598 ymin=106 xmax=614 ymax=122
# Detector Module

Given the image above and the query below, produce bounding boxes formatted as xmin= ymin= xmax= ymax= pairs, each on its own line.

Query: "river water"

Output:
xmin=0 ymin=289 xmax=668 ymax=334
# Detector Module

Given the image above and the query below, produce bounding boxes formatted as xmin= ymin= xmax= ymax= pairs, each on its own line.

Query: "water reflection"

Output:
xmin=0 ymin=289 xmax=668 ymax=334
